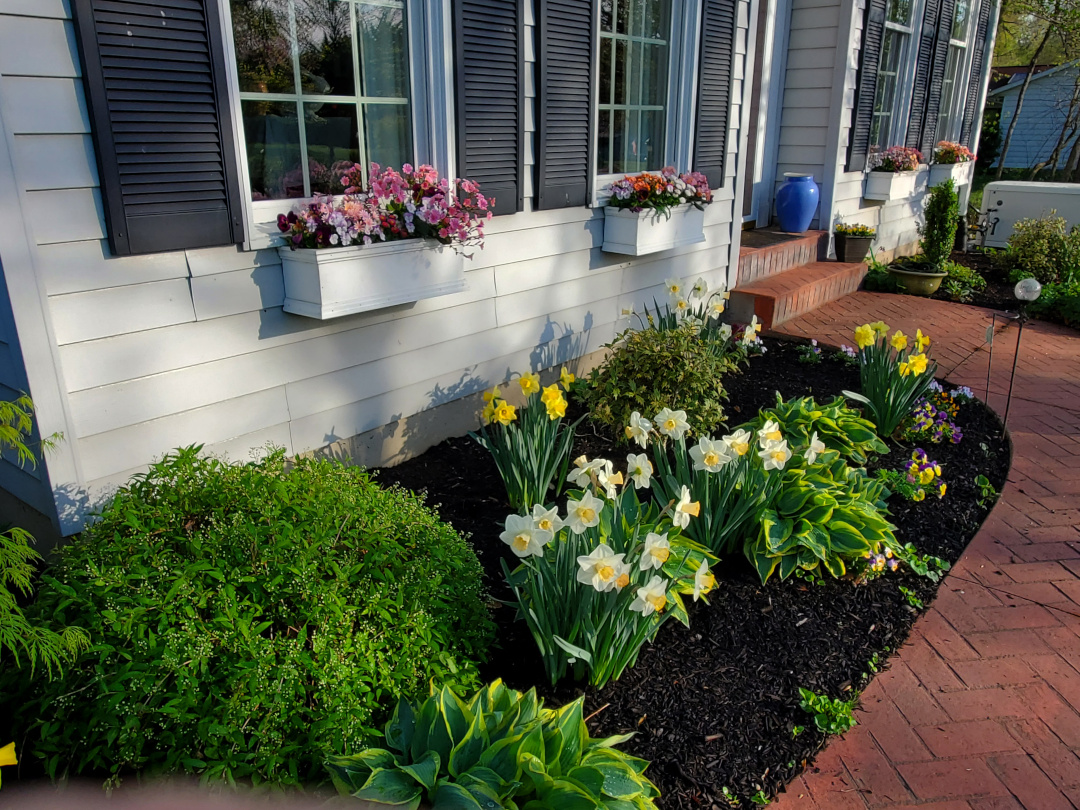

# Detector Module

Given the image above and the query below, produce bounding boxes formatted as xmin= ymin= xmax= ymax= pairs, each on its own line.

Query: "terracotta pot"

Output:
xmin=887 ymin=265 xmax=947 ymax=296
xmin=835 ymin=234 xmax=874 ymax=263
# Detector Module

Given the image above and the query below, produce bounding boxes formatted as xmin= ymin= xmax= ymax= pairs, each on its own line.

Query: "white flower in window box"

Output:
xmin=863 ymin=146 xmax=927 ymax=202
xmin=602 ymin=169 xmax=712 ymax=256
xmin=276 ymin=163 xmax=490 ymax=320
xmin=928 ymin=141 xmax=975 ymax=188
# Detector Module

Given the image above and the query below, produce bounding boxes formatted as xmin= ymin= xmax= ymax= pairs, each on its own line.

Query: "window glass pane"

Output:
xmin=600 ymin=36 xmax=613 ymax=103
xmin=242 ymin=99 xmax=303 ymax=199
xmin=598 ymin=110 xmax=612 ymax=174
xmin=601 ymin=0 xmax=614 ymax=32
xmin=640 ymin=0 xmax=669 ymax=37
xmin=364 ymin=103 xmax=412 ymax=169
xmin=614 ymin=39 xmax=628 ymax=105
xmin=357 ymin=1 xmax=409 ymax=98
xmin=304 ymin=101 xmax=359 ymax=193
xmin=870 ymin=29 xmax=905 ymax=149
xmin=612 ymin=108 xmax=627 ymax=172
xmin=938 ymin=45 xmax=963 ymax=140
xmin=886 ymin=0 xmax=912 ymax=25
xmin=616 ymin=0 xmax=630 ymax=34
xmin=639 ymin=43 xmax=666 ymax=105
xmin=295 ymin=0 xmax=355 ymax=96
xmin=952 ymin=0 xmax=971 ymax=40
xmin=231 ymin=0 xmax=294 ymax=94
xmin=638 ymin=108 xmax=664 ymax=168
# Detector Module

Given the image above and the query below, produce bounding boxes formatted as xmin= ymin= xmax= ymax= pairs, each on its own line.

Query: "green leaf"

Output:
xmin=567 ymin=765 xmax=607 ymax=798
xmin=432 ymin=780 xmax=485 ymax=810
xmin=544 ymin=780 xmax=602 ymax=810
xmin=552 ymin=635 xmax=593 ymax=664
xmin=399 ymin=750 xmax=441 ymax=790
xmin=449 ymin=708 xmax=489 ymax=778
xmin=351 ymin=768 xmax=424 ymax=807
xmin=387 ymin=700 xmax=416 ymax=754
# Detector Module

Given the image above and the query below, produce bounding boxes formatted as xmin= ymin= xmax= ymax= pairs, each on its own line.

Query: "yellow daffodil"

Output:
xmin=541 ymin=383 xmax=561 ymax=404
xmin=630 ymin=575 xmax=669 ymax=616
xmin=625 ymin=411 xmax=653 ymax=449
xmin=0 ymin=741 xmax=15 ymax=787
xmin=532 ymin=503 xmax=563 ymax=534
xmin=626 ymin=452 xmax=653 ymax=489
xmin=890 ymin=330 xmax=908 ymax=351
xmin=898 ymin=360 xmax=911 ymax=376
xmin=759 ymin=439 xmax=792 ymax=471
xmin=758 ymin=419 xmax=783 ymax=446
xmin=690 ymin=436 xmax=731 ymax=473
xmin=493 ymin=401 xmax=517 ymax=425
xmin=560 ymin=366 xmax=575 ymax=389
xmin=854 ymin=324 xmax=875 ymax=349
xmin=915 ymin=328 xmax=931 ymax=351
xmin=481 ymin=400 xmax=496 ymax=424
xmin=518 ymin=372 xmax=541 ymax=396
xmin=545 ymin=394 xmax=567 ymax=420
xmin=576 ymin=544 xmax=626 ymax=592
xmin=806 ymin=431 xmax=826 ymax=465
xmin=673 ymin=485 xmax=701 ymax=529
xmin=482 ymin=386 xmax=500 ymax=404
xmin=566 ymin=491 xmax=604 ymax=534
xmin=500 ymin=514 xmax=552 ymax=558
xmin=909 ymin=353 xmax=928 ymax=375
xmin=693 ymin=559 xmax=716 ymax=601
xmin=654 ymin=407 xmax=690 ymax=440
xmin=640 ymin=531 xmax=672 ymax=571
xmin=870 ymin=320 xmax=889 ymax=337
xmin=723 ymin=429 xmax=752 ymax=456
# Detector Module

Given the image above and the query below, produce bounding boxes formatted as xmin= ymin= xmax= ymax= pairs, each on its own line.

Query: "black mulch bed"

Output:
xmin=929 ymin=249 xmax=1018 ymax=312
xmin=373 ymin=338 xmax=1011 ymax=809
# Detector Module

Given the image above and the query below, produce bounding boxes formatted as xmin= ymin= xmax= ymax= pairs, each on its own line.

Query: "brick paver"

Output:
xmin=770 ymin=292 xmax=1080 ymax=809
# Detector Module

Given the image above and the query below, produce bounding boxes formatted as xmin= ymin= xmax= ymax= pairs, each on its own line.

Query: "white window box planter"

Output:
xmin=279 ymin=239 xmax=466 ymax=320
xmin=602 ymin=203 xmax=707 ymax=255
xmin=863 ymin=166 xmax=926 ymax=202
xmin=928 ymin=161 xmax=974 ymax=188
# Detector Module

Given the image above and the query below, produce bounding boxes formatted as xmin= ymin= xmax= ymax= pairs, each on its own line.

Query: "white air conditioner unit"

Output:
xmin=980 ymin=181 xmax=1080 ymax=248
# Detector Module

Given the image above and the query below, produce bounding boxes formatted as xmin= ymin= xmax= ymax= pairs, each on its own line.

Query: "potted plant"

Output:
xmin=863 ymin=146 xmax=925 ymax=201
xmin=276 ymin=163 xmax=491 ymax=319
xmin=834 ymin=222 xmax=876 ymax=262
xmin=603 ymin=168 xmax=712 ymax=255
xmin=929 ymin=141 xmax=975 ymax=187
xmin=888 ymin=179 xmax=957 ymax=295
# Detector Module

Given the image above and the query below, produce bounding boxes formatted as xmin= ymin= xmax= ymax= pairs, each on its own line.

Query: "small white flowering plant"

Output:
xmin=470 ymin=368 xmax=581 ymax=511
xmin=500 ymin=456 xmax=715 ymax=688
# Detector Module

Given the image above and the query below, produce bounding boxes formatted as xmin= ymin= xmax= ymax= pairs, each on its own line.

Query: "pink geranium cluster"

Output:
xmin=932 ymin=141 xmax=975 ymax=165
xmin=869 ymin=146 xmax=923 ymax=173
xmin=277 ymin=162 xmax=492 ymax=252
xmin=606 ymin=167 xmax=712 ymax=216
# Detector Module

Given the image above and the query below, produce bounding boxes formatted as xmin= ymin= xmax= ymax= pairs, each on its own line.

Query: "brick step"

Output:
xmin=736 ymin=230 xmax=830 ymax=286
xmin=728 ymin=261 xmax=867 ymax=329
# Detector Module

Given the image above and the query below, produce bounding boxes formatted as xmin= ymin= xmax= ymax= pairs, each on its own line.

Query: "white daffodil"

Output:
xmin=689 ymin=436 xmax=732 ymax=473
xmin=531 ymin=503 xmax=564 ymax=535
xmin=625 ymin=411 xmax=653 ymax=448
xmin=693 ymin=559 xmax=716 ymax=601
xmin=576 ymin=544 xmax=626 ymax=592
xmin=691 ymin=277 xmax=709 ymax=299
xmin=759 ymin=439 xmax=793 ymax=471
xmin=626 ymin=453 xmax=653 ymax=489
xmin=654 ymin=407 xmax=690 ymax=440
xmin=500 ymin=513 xmax=553 ymax=558
xmin=664 ymin=277 xmax=683 ymax=297
xmin=673 ymin=296 xmax=690 ymax=317
xmin=709 ymin=297 xmax=726 ymax=318
xmin=639 ymin=531 xmax=672 ymax=571
xmin=612 ymin=559 xmax=633 ymax=591
xmin=806 ymin=431 xmax=826 ymax=465
xmin=750 ymin=314 xmax=762 ymax=334
xmin=673 ymin=485 xmax=701 ymax=529
xmin=758 ymin=419 xmax=783 ymax=446
xmin=741 ymin=327 xmax=758 ymax=347
xmin=629 ymin=575 xmax=670 ymax=616
xmin=722 ymin=429 xmax=752 ymax=457
xmin=566 ymin=455 xmax=594 ymax=488
xmin=596 ymin=468 xmax=623 ymax=499
xmin=566 ymin=490 xmax=604 ymax=534
xmin=719 ymin=323 xmax=733 ymax=340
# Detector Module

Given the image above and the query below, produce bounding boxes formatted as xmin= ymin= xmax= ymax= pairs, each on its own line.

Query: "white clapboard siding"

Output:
xmin=784 ymin=88 xmax=833 ymax=109
xmin=186 ymin=244 xmax=280 ymax=276
xmin=781 ymin=107 xmax=831 ymax=128
xmin=789 ymin=25 xmax=840 ymax=49
xmin=50 ymin=279 xmax=196 ymax=345
xmin=791 ymin=5 xmax=840 ymax=29
xmin=68 ymin=298 xmax=499 ymax=437
xmin=780 ymin=126 xmax=829 ymax=146
xmin=784 ymin=67 xmax=834 ymax=90
xmin=38 ymin=239 xmax=190 ymax=296
xmin=467 ymin=217 xmax=603 ymax=270
xmin=0 ymin=16 xmax=78 ymax=78
xmin=190 ymin=264 xmax=285 ymax=321
xmin=778 ymin=144 xmax=828 ymax=165
xmin=2 ymin=0 xmax=70 ymax=18
xmin=25 ymin=188 xmax=105 ymax=245
xmin=12 ymin=134 xmax=97 ymax=190
xmin=2 ymin=77 xmax=89 ymax=135
xmin=786 ymin=47 xmax=837 ymax=71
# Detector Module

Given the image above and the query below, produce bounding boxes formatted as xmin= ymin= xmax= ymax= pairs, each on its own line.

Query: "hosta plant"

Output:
xmin=471 ymin=369 xmax=581 ymax=511
xmin=501 ymin=462 xmax=715 ymax=687
xmin=326 ymin=680 xmax=660 ymax=810
xmin=844 ymin=322 xmax=937 ymax=439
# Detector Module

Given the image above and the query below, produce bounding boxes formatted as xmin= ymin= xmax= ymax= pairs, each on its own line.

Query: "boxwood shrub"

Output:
xmin=8 ymin=447 xmax=493 ymax=786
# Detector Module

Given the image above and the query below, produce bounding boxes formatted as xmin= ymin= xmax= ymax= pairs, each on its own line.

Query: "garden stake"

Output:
xmin=984 ymin=313 xmax=997 ymax=404
xmin=1003 ymin=312 xmax=1024 ymax=429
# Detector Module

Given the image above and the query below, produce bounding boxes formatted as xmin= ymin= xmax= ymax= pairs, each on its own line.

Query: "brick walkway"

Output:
xmin=771 ymin=292 xmax=1080 ymax=810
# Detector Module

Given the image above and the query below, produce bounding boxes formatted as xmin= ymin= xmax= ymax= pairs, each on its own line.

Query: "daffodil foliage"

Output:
xmin=745 ymin=448 xmax=900 ymax=583
xmin=501 ymin=470 xmax=714 ymax=688
xmin=843 ymin=322 xmax=938 ymax=439
xmin=471 ymin=370 xmax=581 ymax=512
xmin=326 ymin=681 xmax=660 ymax=810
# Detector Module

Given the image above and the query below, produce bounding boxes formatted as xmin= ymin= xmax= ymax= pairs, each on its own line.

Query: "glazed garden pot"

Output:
xmin=888 ymin=265 xmax=947 ymax=296
xmin=775 ymin=173 xmax=820 ymax=233
xmin=835 ymin=234 xmax=874 ymax=263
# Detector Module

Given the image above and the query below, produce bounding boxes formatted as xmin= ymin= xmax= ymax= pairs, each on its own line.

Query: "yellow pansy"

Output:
xmin=938 ymin=482 xmax=947 ymax=498
xmin=870 ymin=320 xmax=890 ymax=337
xmin=854 ymin=324 xmax=875 ymax=349
xmin=518 ymin=372 xmax=541 ymax=396
xmin=913 ymin=489 xmax=926 ymax=502
xmin=890 ymin=330 xmax=908 ymax=351
xmin=560 ymin=367 xmax=576 ymax=389
xmin=494 ymin=401 xmax=517 ymax=425
xmin=919 ymin=468 xmax=935 ymax=485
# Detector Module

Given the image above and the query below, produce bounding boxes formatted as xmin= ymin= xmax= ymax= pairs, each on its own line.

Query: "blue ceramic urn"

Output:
xmin=775 ymin=173 xmax=820 ymax=233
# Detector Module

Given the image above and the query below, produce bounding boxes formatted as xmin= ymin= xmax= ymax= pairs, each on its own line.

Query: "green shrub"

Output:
xmin=10 ymin=448 xmax=493 ymax=786
xmin=1030 ymin=279 xmax=1080 ymax=327
xmin=798 ymin=688 xmax=857 ymax=735
xmin=942 ymin=260 xmax=986 ymax=303
xmin=580 ymin=323 xmax=737 ymax=439
xmin=996 ymin=212 xmax=1080 ymax=284
xmin=862 ymin=250 xmax=902 ymax=293
xmin=327 ymin=680 xmax=660 ymax=810
xmin=921 ymin=180 xmax=959 ymax=272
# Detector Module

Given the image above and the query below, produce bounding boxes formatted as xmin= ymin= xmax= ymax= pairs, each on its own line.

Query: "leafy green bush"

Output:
xmin=862 ymin=250 xmax=902 ymax=293
xmin=942 ymin=260 xmax=987 ymax=303
xmin=921 ymin=180 xmax=959 ymax=272
xmin=798 ymin=688 xmax=857 ymax=735
xmin=10 ymin=448 xmax=493 ymax=786
xmin=580 ymin=323 xmax=737 ymax=439
xmin=327 ymin=680 xmax=660 ymax=810
xmin=996 ymin=211 xmax=1080 ymax=284
xmin=1030 ymin=279 xmax=1080 ymax=327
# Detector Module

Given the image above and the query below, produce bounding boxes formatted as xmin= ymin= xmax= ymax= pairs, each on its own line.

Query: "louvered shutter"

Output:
xmin=536 ymin=0 xmax=595 ymax=210
xmin=694 ymin=0 xmax=738 ymax=189
xmin=454 ymin=0 xmax=524 ymax=216
xmin=906 ymin=0 xmax=942 ymax=149
xmin=70 ymin=0 xmax=245 ymax=256
xmin=847 ymin=0 xmax=888 ymax=171
xmin=959 ymin=0 xmax=994 ymax=146
xmin=920 ymin=0 xmax=957 ymax=153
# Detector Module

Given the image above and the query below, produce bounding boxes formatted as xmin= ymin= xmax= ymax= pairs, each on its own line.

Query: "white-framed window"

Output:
xmin=219 ymin=0 xmax=454 ymax=246
xmin=592 ymin=0 xmax=702 ymax=200
xmin=937 ymin=0 xmax=973 ymax=141
xmin=869 ymin=0 xmax=917 ymax=150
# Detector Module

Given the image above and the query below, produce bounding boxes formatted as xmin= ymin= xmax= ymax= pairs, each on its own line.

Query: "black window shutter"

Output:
xmin=847 ymin=0 xmax=888 ymax=171
xmin=454 ymin=0 xmax=524 ymax=216
xmin=694 ymin=0 xmax=738 ymax=189
xmin=536 ymin=0 xmax=595 ymax=210
xmin=906 ymin=0 xmax=942 ymax=149
xmin=959 ymin=0 xmax=994 ymax=146
xmin=920 ymin=0 xmax=957 ymax=154
xmin=70 ymin=0 xmax=245 ymax=256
